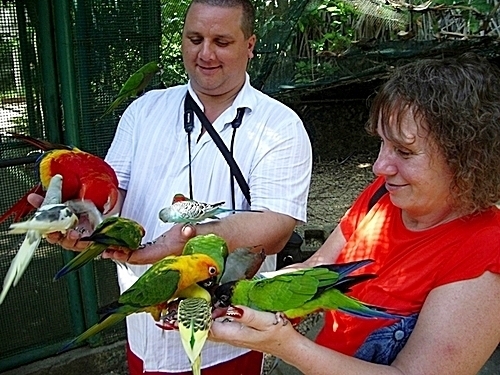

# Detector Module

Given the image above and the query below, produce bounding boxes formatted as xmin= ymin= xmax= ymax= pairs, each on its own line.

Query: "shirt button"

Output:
xmin=394 ymin=329 xmax=405 ymax=341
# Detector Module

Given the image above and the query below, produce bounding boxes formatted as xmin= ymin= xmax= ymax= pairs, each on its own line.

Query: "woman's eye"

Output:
xmin=396 ymin=148 xmax=412 ymax=157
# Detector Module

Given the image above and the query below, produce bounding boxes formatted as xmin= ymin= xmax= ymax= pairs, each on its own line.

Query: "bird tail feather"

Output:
xmin=0 ymin=230 xmax=41 ymax=304
xmin=54 ymin=244 xmax=106 ymax=280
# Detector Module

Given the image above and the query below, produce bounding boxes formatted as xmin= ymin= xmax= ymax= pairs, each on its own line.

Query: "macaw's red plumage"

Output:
xmin=0 ymin=132 xmax=119 ymax=224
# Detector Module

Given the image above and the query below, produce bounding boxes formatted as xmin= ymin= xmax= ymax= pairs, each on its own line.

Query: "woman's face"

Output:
xmin=372 ymin=109 xmax=456 ymax=226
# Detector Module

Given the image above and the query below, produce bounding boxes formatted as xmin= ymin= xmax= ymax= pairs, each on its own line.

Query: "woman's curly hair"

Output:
xmin=366 ymin=53 xmax=500 ymax=214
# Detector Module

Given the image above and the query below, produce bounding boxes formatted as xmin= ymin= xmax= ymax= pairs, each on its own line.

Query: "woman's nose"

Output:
xmin=372 ymin=146 xmax=397 ymax=176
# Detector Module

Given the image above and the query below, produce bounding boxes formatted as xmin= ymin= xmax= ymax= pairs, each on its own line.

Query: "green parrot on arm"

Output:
xmin=101 ymin=61 xmax=161 ymax=118
xmin=177 ymin=284 xmax=213 ymax=375
xmin=59 ymin=253 xmax=221 ymax=352
xmin=53 ymin=216 xmax=146 ymax=280
xmin=213 ymin=259 xmax=401 ymax=324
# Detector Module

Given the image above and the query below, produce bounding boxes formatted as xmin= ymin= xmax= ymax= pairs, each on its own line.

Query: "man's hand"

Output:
xmin=101 ymin=223 xmax=197 ymax=264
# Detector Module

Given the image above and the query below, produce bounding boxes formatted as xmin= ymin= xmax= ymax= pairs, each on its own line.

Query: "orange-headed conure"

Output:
xmin=182 ymin=234 xmax=228 ymax=282
xmin=0 ymin=174 xmax=78 ymax=304
xmin=101 ymin=61 xmax=161 ymax=118
xmin=159 ymin=194 xmax=262 ymax=224
xmin=53 ymin=216 xmax=145 ymax=280
xmin=0 ymin=132 xmax=119 ymax=225
xmin=213 ymin=259 xmax=401 ymax=324
xmin=59 ymin=253 xmax=221 ymax=352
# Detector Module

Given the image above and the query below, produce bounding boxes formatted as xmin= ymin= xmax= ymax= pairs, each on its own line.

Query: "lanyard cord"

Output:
xmin=184 ymin=92 xmax=247 ymax=207
xmin=184 ymin=104 xmax=195 ymax=200
xmin=229 ymin=108 xmax=245 ymax=209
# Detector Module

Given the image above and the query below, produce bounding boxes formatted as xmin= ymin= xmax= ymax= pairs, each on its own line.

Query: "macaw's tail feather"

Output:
xmin=7 ymin=132 xmax=72 ymax=151
xmin=53 ymin=243 xmax=107 ymax=280
xmin=58 ymin=313 xmax=126 ymax=353
xmin=0 ymin=231 xmax=42 ymax=304
xmin=0 ymin=184 xmax=43 ymax=224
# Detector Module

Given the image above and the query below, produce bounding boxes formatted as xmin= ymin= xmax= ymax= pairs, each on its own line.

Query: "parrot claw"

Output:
xmin=273 ymin=312 xmax=288 ymax=326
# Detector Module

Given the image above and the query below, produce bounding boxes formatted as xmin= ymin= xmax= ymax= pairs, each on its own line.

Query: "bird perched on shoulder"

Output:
xmin=159 ymin=194 xmax=262 ymax=224
xmin=101 ymin=61 xmax=162 ymax=118
xmin=0 ymin=132 xmax=119 ymax=226
xmin=59 ymin=252 xmax=221 ymax=352
xmin=53 ymin=216 xmax=145 ymax=280
xmin=213 ymin=259 xmax=401 ymax=325
xmin=0 ymin=174 xmax=78 ymax=304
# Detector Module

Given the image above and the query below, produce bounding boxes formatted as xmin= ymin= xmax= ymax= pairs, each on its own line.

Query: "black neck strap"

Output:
xmin=184 ymin=91 xmax=250 ymax=207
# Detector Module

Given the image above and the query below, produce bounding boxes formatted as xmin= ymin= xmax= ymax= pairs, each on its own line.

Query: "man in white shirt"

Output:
xmin=48 ymin=0 xmax=312 ymax=373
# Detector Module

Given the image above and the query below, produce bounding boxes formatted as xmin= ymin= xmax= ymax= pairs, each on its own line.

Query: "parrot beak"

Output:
xmin=199 ymin=275 xmax=217 ymax=289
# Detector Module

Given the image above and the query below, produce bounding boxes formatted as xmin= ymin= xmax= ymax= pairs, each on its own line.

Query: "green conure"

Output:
xmin=213 ymin=259 xmax=400 ymax=321
xmin=54 ymin=216 xmax=145 ymax=280
xmin=182 ymin=234 xmax=229 ymax=282
xmin=101 ymin=61 xmax=161 ymax=117
xmin=59 ymin=253 xmax=221 ymax=352
xmin=177 ymin=285 xmax=213 ymax=375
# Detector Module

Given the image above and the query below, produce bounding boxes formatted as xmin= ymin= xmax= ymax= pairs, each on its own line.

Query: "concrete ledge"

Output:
xmin=3 ymin=340 xmax=127 ymax=375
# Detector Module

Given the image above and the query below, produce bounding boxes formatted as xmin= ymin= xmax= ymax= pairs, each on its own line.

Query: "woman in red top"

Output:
xmin=210 ymin=52 xmax=500 ymax=375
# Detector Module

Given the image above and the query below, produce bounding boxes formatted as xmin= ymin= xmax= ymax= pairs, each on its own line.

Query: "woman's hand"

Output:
xmin=210 ymin=306 xmax=298 ymax=355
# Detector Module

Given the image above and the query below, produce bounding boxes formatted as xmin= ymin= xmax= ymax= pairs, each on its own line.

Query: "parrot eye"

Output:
xmin=208 ymin=266 xmax=217 ymax=275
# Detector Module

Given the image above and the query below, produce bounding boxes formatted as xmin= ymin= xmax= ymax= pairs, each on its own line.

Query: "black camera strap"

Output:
xmin=184 ymin=91 xmax=250 ymax=207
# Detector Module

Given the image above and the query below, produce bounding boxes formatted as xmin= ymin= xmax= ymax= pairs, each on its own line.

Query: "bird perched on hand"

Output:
xmin=177 ymin=285 xmax=213 ymax=375
xmin=0 ymin=174 xmax=78 ymax=304
xmin=213 ymin=259 xmax=400 ymax=324
xmin=0 ymin=132 xmax=119 ymax=225
xmin=101 ymin=61 xmax=162 ymax=118
xmin=59 ymin=253 xmax=221 ymax=352
xmin=53 ymin=216 xmax=145 ymax=280
xmin=182 ymin=234 xmax=229 ymax=281
xmin=159 ymin=194 xmax=262 ymax=224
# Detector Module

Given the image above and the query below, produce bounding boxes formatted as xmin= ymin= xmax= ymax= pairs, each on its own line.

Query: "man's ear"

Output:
xmin=247 ymin=34 xmax=257 ymax=59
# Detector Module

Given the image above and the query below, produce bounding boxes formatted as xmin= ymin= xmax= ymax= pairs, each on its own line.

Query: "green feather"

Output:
xmin=182 ymin=234 xmax=228 ymax=280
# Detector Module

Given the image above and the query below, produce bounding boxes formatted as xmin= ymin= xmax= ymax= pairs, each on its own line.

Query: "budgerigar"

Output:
xmin=159 ymin=194 xmax=262 ymax=224
xmin=177 ymin=284 xmax=213 ymax=375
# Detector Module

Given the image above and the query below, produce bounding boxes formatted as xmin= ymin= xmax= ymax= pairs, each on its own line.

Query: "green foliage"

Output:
xmin=0 ymin=35 xmax=17 ymax=94
xmin=160 ymin=0 xmax=190 ymax=87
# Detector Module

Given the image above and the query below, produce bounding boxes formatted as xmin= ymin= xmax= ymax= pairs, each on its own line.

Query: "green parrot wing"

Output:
xmin=119 ymin=258 xmax=181 ymax=307
xmin=242 ymin=273 xmax=321 ymax=312
xmin=240 ymin=267 xmax=345 ymax=313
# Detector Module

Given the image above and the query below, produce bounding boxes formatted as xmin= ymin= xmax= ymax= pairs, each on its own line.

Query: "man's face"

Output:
xmin=181 ymin=3 xmax=256 ymax=97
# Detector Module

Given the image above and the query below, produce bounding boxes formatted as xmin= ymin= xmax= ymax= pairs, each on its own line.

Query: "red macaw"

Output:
xmin=0 ymin=132 xmax=119 ymax=224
